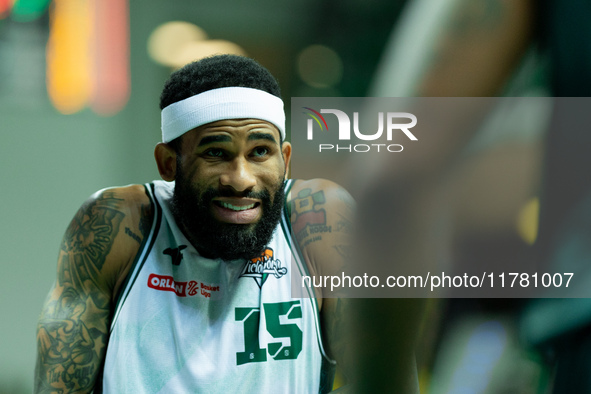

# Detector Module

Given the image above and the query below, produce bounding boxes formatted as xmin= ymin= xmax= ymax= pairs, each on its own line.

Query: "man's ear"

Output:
xmin=154 ymin=143 xmax=177 ymax=181
xmin=281 ymin=141 xmax=292 ymax=179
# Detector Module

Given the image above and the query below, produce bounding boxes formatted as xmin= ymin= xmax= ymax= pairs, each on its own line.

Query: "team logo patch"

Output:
xmin=240 ymin=248 xmax=287 ymax=288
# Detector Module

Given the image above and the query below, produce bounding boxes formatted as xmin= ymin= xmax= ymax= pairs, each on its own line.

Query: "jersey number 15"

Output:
xmin=235 ymin=301 xmax=303 ymax=365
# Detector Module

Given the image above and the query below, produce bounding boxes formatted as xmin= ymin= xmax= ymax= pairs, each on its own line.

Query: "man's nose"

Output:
xmin=219 ymin=157 xmax=257 ymax=192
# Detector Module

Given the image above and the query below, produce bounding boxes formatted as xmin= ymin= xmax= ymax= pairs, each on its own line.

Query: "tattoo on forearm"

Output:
xmin=36 ymin=192 xmax=126 ymax=393
xmin=36 ymin=286 xmax=109 ymax=393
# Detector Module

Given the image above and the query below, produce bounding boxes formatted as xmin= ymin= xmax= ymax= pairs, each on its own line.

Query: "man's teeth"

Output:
xmin=220 ymin=202 xmax=256 ymax=211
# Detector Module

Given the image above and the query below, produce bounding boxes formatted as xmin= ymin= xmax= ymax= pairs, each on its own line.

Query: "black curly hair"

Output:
xmin=160 ymin=55 xmax=282 ymax=151
xmin=160 ymin=54 xmax=281 ymax=109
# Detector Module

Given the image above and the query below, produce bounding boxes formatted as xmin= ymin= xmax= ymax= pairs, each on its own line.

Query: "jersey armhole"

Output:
xmin=110 ymin=183 xmax=163 ymax=331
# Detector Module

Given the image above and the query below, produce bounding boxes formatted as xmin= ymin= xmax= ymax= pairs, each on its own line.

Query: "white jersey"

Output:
xmin=100 ymin=180 xmax=335 ymax=393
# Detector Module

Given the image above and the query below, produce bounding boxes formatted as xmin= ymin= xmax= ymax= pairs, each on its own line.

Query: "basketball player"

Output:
xmin=34 ymin=55 xmax=354 ymax=393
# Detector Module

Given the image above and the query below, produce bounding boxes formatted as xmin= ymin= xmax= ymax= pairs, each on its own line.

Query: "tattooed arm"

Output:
xmin=34 ymin=185 xmax=152 ymax=393
xmin=289 ymin=179 xmax=356 ymax=391
xmin=291 ymin=179 xmax=420 ymax=393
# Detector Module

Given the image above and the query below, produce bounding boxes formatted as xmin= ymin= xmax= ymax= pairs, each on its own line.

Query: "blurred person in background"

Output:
xmin=353 ymin=0 xmax=591 ymax=392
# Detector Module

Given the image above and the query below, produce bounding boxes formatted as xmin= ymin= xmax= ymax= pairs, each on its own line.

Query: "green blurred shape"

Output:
xmin=11 ymin=0 xmax=51 ymax=22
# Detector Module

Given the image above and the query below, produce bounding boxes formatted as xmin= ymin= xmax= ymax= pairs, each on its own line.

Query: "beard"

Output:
xmin=170 ymin=165 xmax=286 ymax=261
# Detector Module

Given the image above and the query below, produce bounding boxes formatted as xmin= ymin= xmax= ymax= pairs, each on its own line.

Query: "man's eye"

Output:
xmin=252 ymin=147 xmax=269 ymax=157
xmin=205 ymin=149 xmax=225 ymax=158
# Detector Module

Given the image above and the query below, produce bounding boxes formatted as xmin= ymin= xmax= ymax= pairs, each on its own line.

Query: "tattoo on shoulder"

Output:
xmin=125 ymin=227 xmax=142 ymax=244
xmin=290 ymin=188 xmax=333 ymax=246
xmin=59 ymin=192 xmax=126 ymax=288
xmin=335 ymin=213 xmax=354 ymax=235
xmin=123 ymin=199 xmax=153 ymax=245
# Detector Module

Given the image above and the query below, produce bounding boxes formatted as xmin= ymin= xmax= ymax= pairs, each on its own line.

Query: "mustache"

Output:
xmin=200 ymin=187 xmax=272 ymax=201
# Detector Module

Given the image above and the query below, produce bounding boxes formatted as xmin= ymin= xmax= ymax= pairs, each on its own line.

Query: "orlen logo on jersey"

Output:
xmin=148 ymin=273 xmax=198 ymax=297
xmin=304 ymin=107 xmax=417 ymax=153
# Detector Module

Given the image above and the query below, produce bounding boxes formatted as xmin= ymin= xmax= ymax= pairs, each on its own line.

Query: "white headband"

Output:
xmin=161 ymin=87 xmax=285 ymax=143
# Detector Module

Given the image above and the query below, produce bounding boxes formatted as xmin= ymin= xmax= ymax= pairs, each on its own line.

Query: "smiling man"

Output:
xmin=34 ymin=55 xmax=353 ymax=393
xmin=163 ymin=116 xmax=289 ymax=261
